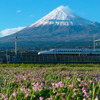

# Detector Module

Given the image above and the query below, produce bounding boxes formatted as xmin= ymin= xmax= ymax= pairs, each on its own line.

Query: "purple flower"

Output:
xmin=62 ymin=97 xmax=66 ymax=100
xmin=84 ymin=93 xmax=90 ymax=98
xmin=0 ymin=94 xmax=7 ymax=98
xmin=88 ymin=79 xmax=93 ymax=83
xmin=79 ymin=84 xmax=82 ymax=87
xmin=84 ymin=82 xmax=89 ymax=86
xmin=94 ymin=78 xmax=99 ymax=82
xmin=52 ymin=81 xmax=64 ymax=88
xmin=68 ymin=82 xmax=74 ymax=87
xmin=58 ymin=81 xmax=64 ymax=87
xmin=39 ymin=96 xmax=44 ymax=100
xmin=20 ymin=88 xmax=30 ymax=93
xmin=82 ymin=87 xmax=88 ymax=93
xmin=32 ymin=83 xmax=44 ymax=92
xmin=0 ymin=93 xmax=8 ymax=100
xmin=1 ymin=94 xmax=7 ymax=98
xmin=4 ymin=98 xmax=8 ymax=100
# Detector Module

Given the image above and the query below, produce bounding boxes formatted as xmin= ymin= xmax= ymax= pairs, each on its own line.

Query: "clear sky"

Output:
xmin=0 ymin=0 xmax=100 ymax=37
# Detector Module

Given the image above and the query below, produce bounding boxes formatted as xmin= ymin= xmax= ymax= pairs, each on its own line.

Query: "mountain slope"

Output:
xmin=30 ymin=5 xmax=92 ymax=27
xmin=0 ymin=6 xmax=100 ymax=50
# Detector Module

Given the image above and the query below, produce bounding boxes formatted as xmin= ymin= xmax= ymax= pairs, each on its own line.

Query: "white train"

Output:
xmin=38 ymin=49 xmax=100 ymax=55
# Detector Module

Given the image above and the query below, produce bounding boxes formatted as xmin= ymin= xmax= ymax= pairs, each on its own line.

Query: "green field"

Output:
xmin=0 ymin=64 xmax=100 ymax=100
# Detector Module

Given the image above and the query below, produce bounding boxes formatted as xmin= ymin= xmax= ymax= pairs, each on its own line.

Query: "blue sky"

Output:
xmin=0 ymin=0 xmax=100 ymax=37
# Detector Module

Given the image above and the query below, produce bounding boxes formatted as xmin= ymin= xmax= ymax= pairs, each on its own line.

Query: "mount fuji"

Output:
xmin=0 ymin=6 xmax=100 ymax=50
xmin=30 ymin=6 xmax=92 ymax=26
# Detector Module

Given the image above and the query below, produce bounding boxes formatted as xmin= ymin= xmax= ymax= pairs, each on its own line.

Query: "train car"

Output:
xmin=38 ymin=49 xmax=100 ymax=55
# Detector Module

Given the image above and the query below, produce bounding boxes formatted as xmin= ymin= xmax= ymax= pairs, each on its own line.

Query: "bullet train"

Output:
xmin=38 ymin=49 xmax=100 ymax=55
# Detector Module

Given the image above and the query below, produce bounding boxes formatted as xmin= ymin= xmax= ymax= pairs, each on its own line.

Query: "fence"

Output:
xmin=0 ymin=53 xmax=100 ymax=64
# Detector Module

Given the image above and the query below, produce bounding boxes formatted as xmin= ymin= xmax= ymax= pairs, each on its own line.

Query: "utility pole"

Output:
xmin=93 ymin=35 xmax=95 ymax=49
xmin=15 ymin=35 xmax=18 ymax=56
xmin=6 ymin=50 xmax=9 ymax=64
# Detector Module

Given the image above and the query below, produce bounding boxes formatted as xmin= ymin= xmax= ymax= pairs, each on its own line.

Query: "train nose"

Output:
xmin=38 ymin=51 xmax=46 ymax=55
xmin=38 ymin=52 xmax=41 ymax=55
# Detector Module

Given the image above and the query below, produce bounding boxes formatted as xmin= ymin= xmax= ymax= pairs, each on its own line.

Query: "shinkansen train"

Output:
xmin=38 ymin=49 xmax=100 ymax=55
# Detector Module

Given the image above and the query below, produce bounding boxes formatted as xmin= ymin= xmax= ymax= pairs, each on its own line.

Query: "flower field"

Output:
xmin=0 ymin=64 xmax=100 ymax=100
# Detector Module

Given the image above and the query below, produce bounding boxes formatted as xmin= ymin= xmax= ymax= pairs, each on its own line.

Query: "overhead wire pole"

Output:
xmin=6 ymin=49 xmax=8 ymax=64
xmin=93 ymin=35 xmax=95 ymax=49
xmin=15 ymin=34 xmax=18 ymax=56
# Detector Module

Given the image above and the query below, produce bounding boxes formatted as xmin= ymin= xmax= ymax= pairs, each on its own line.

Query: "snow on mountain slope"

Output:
xmin=29 ymin=6 xmax=92 ymax=27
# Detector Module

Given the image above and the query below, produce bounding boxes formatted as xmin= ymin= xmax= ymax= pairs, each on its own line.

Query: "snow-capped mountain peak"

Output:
xmin=29 ymin=6 xmax=92 ymax=27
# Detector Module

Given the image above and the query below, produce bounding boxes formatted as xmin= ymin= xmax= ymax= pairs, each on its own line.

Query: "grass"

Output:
xmin=0 ymin=64 xmax=100 ymax=100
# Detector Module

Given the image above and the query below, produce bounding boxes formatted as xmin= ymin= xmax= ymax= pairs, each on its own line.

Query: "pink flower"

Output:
xmin=77 ymin=78 xmax=81 ymax=82
xmin=88 ymin=79 xmax=93 ymax=83
xmin=73 ymin=92 xmax=77 ymax=96
xmin=20 ymin=88 xmax=30 ymax=93
xmin=24 ymin=93 xmax=30 ymax=98
xmin=46 ymin=98 xmax=53 ymax=100
xmin=52 ymin=81 xmax=64 ymax=88
xmin=84 ymin=93 xmax=90 ymax=98
xmin=4 ymin=98 xmax=8 ymax=100
xmin=82 ymin=87 xmax=88 ymax=93
xmin=79 ymin=84 xmax=82 ymax=87
xmin=0 ymin=93 xmax=8 ymax=100
xmin=1 ymin=94 xmax=7 ymax=98
xmin=32 ymin=83 xmax=44 ymax=92
xmin=84 ymin=82 xmax=89 ymax=86
xmin=39 ymin=96 xmax=44 ymax=100
xmin=58 ymin=81 xmax=64 ymax=87
xmin=66 ymin=77 xmax=70 ymax=79
xmin=68 ymin=82 xmax=74 ymax=87
xmin=94 ymin=78 xmax=98 ymax=82
xmin=12 ymin=92 xmax=18 ymax=97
